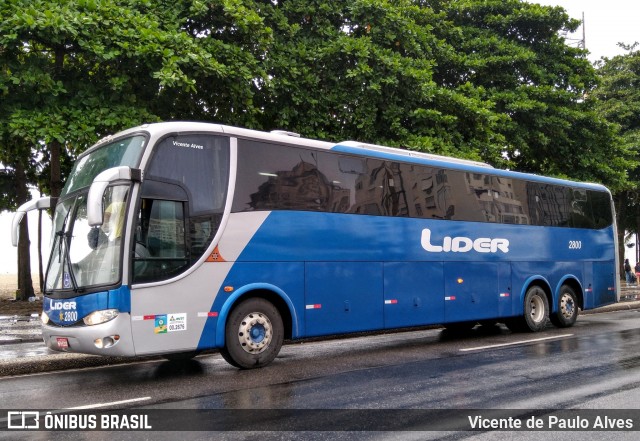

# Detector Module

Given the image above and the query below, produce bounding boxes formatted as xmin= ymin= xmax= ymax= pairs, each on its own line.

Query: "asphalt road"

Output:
xmin=2 ymin=307 xmax=640 ymax=440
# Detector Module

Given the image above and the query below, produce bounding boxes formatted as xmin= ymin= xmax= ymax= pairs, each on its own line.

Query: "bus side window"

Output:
xmin=133 ymin=199 xmax=188 ymax=284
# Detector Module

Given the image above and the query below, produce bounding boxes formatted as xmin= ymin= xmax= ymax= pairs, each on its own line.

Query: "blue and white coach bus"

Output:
xmin=12 ymin=122 xmax=619 ymax=368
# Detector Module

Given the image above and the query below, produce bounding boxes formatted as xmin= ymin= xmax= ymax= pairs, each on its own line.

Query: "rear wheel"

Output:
xmin=220 ymin=298 xmax=284 ymax=369
xmin=506 ymin=286 xmax=549 ymax=332
xmin=550 ymin=285 xmax=579 ymax=328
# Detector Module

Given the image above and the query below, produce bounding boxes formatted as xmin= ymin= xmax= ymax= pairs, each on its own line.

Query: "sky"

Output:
xmin=1 ymin=0 xmax=640 ymax=275
xmin=535 ymin=0 xmax=640 ymax=63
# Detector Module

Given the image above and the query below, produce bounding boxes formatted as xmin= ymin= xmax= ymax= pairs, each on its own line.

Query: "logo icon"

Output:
xmin=7 ymin=411 xmax=40 ymax=429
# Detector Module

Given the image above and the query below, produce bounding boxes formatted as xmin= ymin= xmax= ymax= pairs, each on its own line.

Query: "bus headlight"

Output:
xmin=41 ymin=311 xmax=50 ymax=325
xmin=83 ymin=309 xmax=119 ymax=326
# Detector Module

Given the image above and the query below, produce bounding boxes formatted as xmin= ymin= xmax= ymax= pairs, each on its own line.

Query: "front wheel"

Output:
xmin=220 ymin=298 xmax=284 ymax=369
xmin=506 ymin=286 xmax=549 ymax=332
xmin=550 ymin=285 xmax=579 ymax=328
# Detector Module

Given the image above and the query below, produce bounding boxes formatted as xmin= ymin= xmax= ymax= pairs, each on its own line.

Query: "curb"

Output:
xmin=0 ymin=353 xmax=159 ymax=377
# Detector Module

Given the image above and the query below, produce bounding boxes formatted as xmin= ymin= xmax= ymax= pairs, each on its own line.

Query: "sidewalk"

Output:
xmin=0 ymin=313 xmax=41 ymax=345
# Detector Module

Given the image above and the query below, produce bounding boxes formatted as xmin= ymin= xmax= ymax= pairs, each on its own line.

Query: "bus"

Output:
xmin=11 ymin=122 xmax=619 ymax=369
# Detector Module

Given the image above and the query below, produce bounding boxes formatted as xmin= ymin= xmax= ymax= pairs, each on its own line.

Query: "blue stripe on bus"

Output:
xmin=196 ymin=211 xmax=615 ymax=349
xmin=232 ymin=211 xmax=615 ymax=263
xmin=43 ymin=286 xmax=131 ymax=326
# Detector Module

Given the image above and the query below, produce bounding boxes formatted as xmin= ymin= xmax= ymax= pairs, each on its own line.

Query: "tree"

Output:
xmin=254 ymin=0 xmax=502 ymax=162
xmin=0 ymin=0 xmax=235 ymax=299
xmin=250 ymin=0 xmax=627 ymax=190
xmin=151 ymin=0 xmax=272 ymax=127
xmin=592 ymin=45 xmax=640 ymax=267
xmin=436 ymin=0 xmax=629 ymax=187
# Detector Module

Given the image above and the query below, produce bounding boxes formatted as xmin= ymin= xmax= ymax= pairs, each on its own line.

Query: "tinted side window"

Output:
xmin=234 ymin=140 xmax=331 ymax=212
xmin=350 ymin=159 xmax=410 ymax=217
xmin=148 ymin=135 xmax=229 ymax=214
xmin=233 ymin=139 xmax=611 ymax=229
xmin=526 ymin=183 xmax=571 ymax=227
xmin=133 ymin=199 xmax=188 ymax=284
xmin=493 ymin=176 xmax=529 ymax=225
xmin=134 ymin=134 xmax=229 ymax=283
xmin=388 ymin=164 xmax=452 ymax=220
xmin=588 ymin=190 xmax=613 ymax=228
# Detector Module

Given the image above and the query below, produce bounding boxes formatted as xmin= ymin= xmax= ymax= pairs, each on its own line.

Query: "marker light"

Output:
xmin=83 ymin=309 xmax=119 ymax=326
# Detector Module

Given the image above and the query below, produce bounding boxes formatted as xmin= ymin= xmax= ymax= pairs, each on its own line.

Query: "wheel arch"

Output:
xmin=555 ymin=276 xmax=584 ymax=312
xmin=215 ymin=283 xmax=297 ymax=348
xmin=519 ymin=276 xmax=552 ymax=314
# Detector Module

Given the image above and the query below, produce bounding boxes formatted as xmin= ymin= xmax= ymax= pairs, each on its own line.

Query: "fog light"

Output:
xmin=94 ymin=335 xmax=120 ymax=349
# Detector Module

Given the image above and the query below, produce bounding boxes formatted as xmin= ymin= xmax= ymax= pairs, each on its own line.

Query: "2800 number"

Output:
xmin=568 ymin=240 xmax=582 ymax=250
xmin=63 ymin=311 xmax=78 ymax=322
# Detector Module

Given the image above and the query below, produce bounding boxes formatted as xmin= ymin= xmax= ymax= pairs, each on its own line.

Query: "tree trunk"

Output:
xmin=15 ymin=161 xmax=35 ymax=301
xmin=17 ymin=217 xmax=35 ymax=301
xmin=38 ymin=209 xmax=44 ymax=293
xmin=50 ymin=139 xmax=62 ymax=206
xmin=616 ymin=192 xmax=627 ymax=279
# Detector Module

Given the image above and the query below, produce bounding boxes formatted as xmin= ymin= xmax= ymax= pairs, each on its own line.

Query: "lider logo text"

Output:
xmin=421 ymin=228 xmax=509 ymax=253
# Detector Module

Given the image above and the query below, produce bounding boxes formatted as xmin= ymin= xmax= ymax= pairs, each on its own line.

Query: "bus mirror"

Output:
xmin=11 ymin=197 xmax=52 ymax=247
xmin=87 ymin=166 xmax=141 ymax=227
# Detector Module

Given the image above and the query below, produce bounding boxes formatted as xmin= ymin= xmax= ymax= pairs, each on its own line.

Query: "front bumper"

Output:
xmin=42 ymin=312 xmax=136 ymax=356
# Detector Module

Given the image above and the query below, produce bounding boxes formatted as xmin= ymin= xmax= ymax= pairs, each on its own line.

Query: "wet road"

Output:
xmin=2 ymin=309 xmax=640 ymax=440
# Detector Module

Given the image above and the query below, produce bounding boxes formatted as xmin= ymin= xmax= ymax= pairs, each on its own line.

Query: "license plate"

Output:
xmin=56 ymin=338 xmax=69 ymax=349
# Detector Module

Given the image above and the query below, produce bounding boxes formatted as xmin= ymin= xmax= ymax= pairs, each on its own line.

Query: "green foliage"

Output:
xmin=249 ymin=0 xmax=624 ymax=190
xmin=153 ymin=0 xmax=272 ymax=126
xmin=0 ymin=0 xmax=238 ymax=204
xmin=0 ymin=169 xmax=19 ymax=211
xmin=0 ymin=0 xmax=632 ymax=200
xmin=441 ymin=0 xmax=628 ymax=189
xmin=593 ymin=47 xmax=640 ymax=237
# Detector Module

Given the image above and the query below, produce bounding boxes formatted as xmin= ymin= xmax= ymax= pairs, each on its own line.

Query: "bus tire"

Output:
xmin=506 ymin=286 xmax=549 ymax=332
xmin=220 ymin=298 xmax=284 ymax=369
xmin=550 ymin=285 xmax=578 ymax=328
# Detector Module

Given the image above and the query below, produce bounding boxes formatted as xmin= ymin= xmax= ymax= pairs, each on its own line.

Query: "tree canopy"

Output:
xmin=0 ymin=0 xmax=255 ymax=298
xmin=592 ymin=45 xmax=640 ymax=261
xmin=252 ymin=0 xmax=626 ymax=190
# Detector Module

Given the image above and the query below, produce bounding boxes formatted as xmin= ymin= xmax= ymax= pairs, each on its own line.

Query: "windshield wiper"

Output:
xmin=63 ymin=231 xmax=83 ymax=293
xmin=53 ymin=230 xmax=82 ymax=293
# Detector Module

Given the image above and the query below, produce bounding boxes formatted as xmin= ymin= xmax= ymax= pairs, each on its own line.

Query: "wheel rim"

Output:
xmin=529 ymin=294 xmax=545 ymax=324
xmin=559 ymin=293 xmax=575 ymax=319
xmin=238 ymin=312 xmax=272 ymax=354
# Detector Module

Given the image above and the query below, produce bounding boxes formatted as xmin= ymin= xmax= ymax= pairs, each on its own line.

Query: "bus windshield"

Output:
xmin=61 ymin=135 xmax=146 ymax=197
xmin=46 ymin=185 xmax=130 ymax=292
xmin=45 ymin=135 xmax=145 ymax=294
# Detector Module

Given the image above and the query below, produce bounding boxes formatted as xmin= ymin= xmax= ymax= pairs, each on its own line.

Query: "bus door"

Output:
xmin=129 ymin=133 xmax=230 ymax=355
